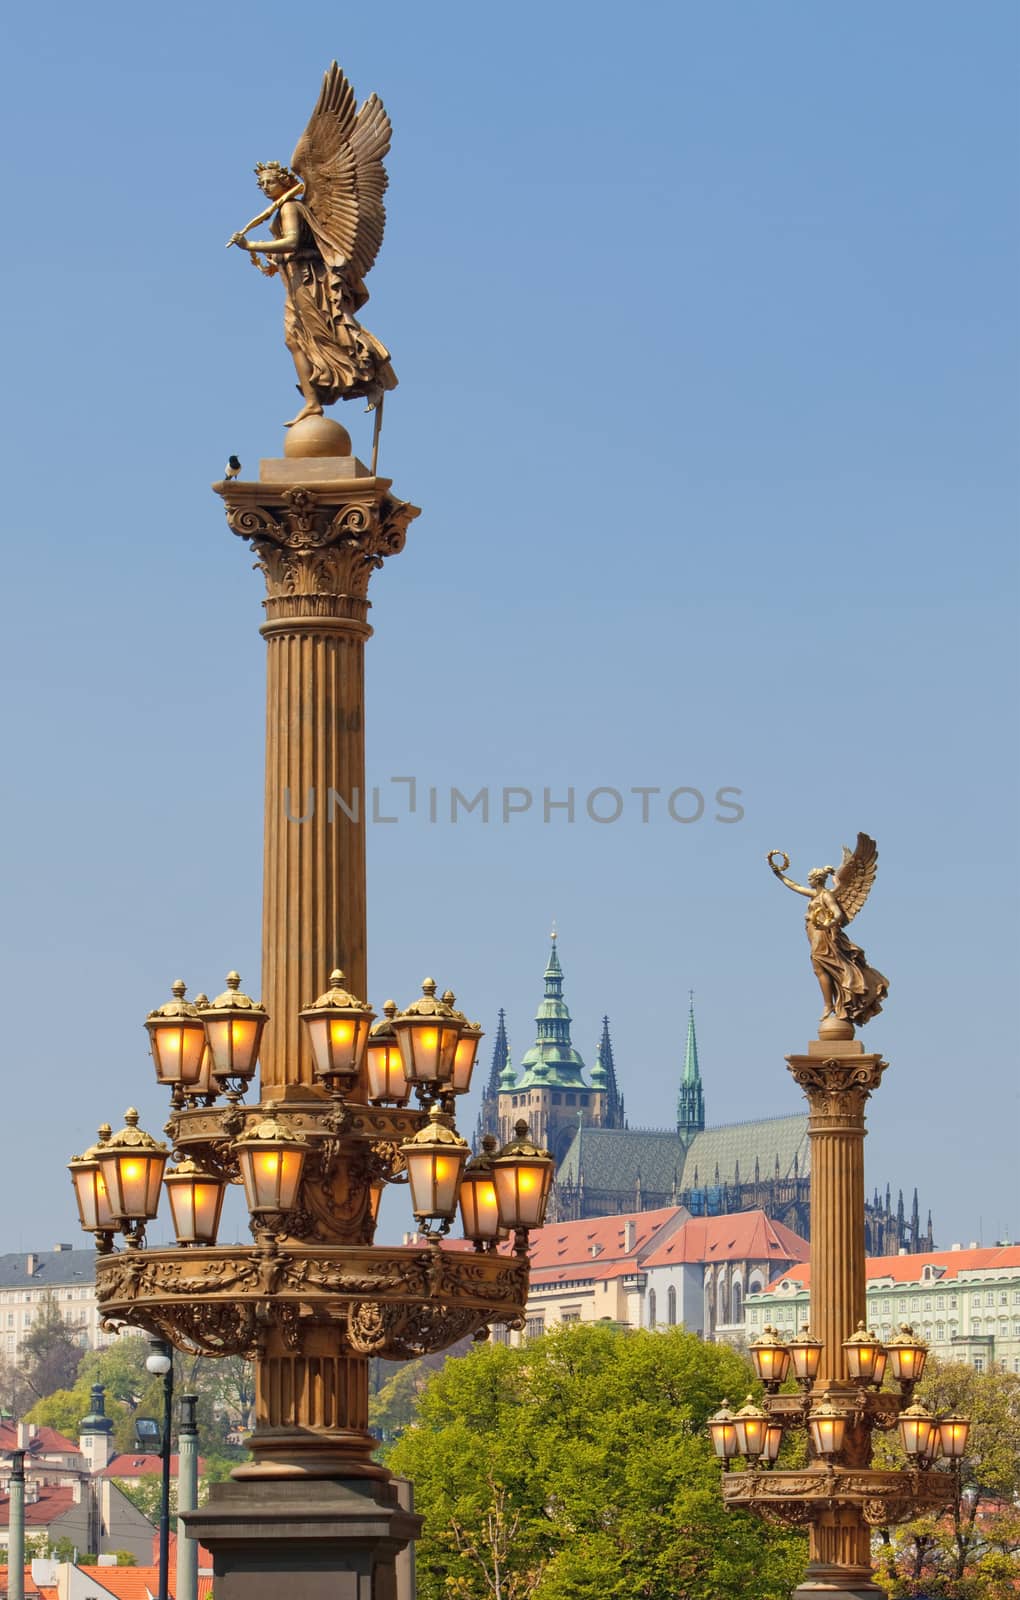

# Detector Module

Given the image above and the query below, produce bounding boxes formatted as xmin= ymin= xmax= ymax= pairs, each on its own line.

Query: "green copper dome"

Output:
xmin=516 ymin=936 xmax=588 ymax=1089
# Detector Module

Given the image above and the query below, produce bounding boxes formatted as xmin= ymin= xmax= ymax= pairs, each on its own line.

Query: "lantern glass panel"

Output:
xmin=459 ymin=1171 xmax=501 ymax=1241
xmin=751 ymin=1340 xmax=791 ymax=1386
xmin=405 ymin=1144 xmax=467 ymax=1221
xmin=397 ymin=1021 xmax=460 ymax=1085
xmin=207 ymin=1015 xmax=263 ymax=1080
xmin=844 ymin=1333 xmax=884 ymax=1384
xmin=789 ymin=1335 xmax=823 ymax=1384
xmin=890 ymin=1342 xmax=928 ymax=1385
xmin=808 ymin=1411 xmax=846 ymax=1458
xmin=451 ymin=1033 xmax=480 ymax=1094
xmin=734 ymin=1412 xmax=767 ymax=1459
xmin=166 ymin=1175 xmax=225 ymax=1245
xmin=761 ymin=1421 xmax=783 ymax=1464
xmin=238 ymin=1146 xmax=306 ymax=1213
xmin=899 ymin=1409 xmax=935 ymax=1458
xmin=149 ymin=1019 xmax=206 ymax=1087
xmin=365 ymin=1038 xmax=409 ymax=1103
xmin=709 ymin=1413 xmax=738 ymax=1460
xmin=938 ymin=1417 xmax=969 ymax=1459
xmin=72 ymin=1162 xmax=114 ymax=1232
xmin=492 ymin=1161 xmax=553 ymax=1230
xmin=99 ymin=1150 xmax=166 ymax=1221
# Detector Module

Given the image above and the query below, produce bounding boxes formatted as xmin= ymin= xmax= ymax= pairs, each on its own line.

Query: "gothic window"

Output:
xmin=648 ymin=1290 xmax=657 ymax=1327
xmin=668 ymin=1286 xmax=677 ymax=1326
xmin=732 ymin=1282 xmax=742 ymax=1323
xmin=717 ymin=1278 xmax=728 ymax=1326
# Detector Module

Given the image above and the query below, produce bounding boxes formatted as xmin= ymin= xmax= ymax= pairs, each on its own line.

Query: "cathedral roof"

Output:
xmin=558 ymin=1126 xmax=683 ymax=1197
xmin=516 ymin=935 xmax=588 ymax=1089
xmin=680 ymin=1114 xmax=809 ymax=1189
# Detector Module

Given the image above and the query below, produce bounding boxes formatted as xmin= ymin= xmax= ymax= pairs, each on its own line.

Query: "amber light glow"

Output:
xmin=492 ymin=1158 xmax=553 ymax=1230
xmin=937 ymin=1416 xmax=970 ymax=1459
xmin=236 ymin=1120 xmax=307 ymax=1214
xmin=165 ymin=1162 xmax=227 ymax=1246
xmin=807 ymin=1395 xmax=847 ymax=1460
xmin=899 ymin=1403 xmax=938 ymax=1462
xmin=749 ymin=1327 xmax=792 ymax=1389
xmin=393 ymin=982 xmax=462 ymax=1088
xmin=146 ymin=982 xmax=207 ymax=1088
xmin=733 ymin=1398 xmax=768 ymax=1460
xmin=69 ymin=1156 xmax=115 ymax=1234
xmin=708 ymin=1403 xmax=739 ymax=1462
xmin=98 ymin=1149 xmax=166 ymax=1221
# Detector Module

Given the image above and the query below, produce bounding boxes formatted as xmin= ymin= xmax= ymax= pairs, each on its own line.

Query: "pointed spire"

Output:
xmin=676 ymin=992 xmax=705 ymax=1138
xmin=591 ymin=1015 xmax=624 ymax=1127
xmin=896 ymin=1189 xmax=905 ymax=1234
xmin=910 ymin=1187 xmax=920 ymax=1251
xmin=475 ymin=1007 xmax=513 ymax=1150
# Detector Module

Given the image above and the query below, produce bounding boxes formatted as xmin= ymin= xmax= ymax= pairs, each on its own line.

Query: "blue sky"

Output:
xmin=0 ymin=1 xmax=1016 ymax=1251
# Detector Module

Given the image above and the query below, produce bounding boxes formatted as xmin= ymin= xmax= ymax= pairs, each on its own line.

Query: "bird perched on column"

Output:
xmin=224 ymin=455 xmax=242 ymax=479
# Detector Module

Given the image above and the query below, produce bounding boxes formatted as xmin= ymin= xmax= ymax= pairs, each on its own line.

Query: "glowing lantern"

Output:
xmin=299 ymin=970 xmax=374 ymax=1097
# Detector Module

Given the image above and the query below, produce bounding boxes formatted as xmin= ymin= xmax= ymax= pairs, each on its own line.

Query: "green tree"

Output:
xmin=874 ymin=1361 xmax=1020 ymax=1598
xmin=387 ymin=1323 xmax=805 ymax=1600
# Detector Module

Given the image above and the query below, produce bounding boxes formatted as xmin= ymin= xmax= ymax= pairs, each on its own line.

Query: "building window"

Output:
xmin=491 ymin=1325 xmax=511 ymax=1346
xmin=1013 ymin=1323 xmax=1020 ymax=1339
xmin=565 ymin=1093 xmax=575 ymax=1106
xmin=648 ymin=1290 xmax=657 ymax=1327
xmin=924 ymin=1298 xmax=932 ymax=1312
xmin=950 ymin=1297 xmax=957 ymax=1310
xmin=5 ymin=1315 xmax=11 ymax=1328
xmin=560 ymin=1310 xmax=580 ymax=1325
xmin=936 ymin=1323 xmax=945 ymax=1340
xmin=987 ymin=1292 xmax=995 ymax=1307
xmin=668 ymin=1286 xmax=677 ymax=1326
xmin=974 ymin=1357 xmax=984 ymax=1372
xmin=732 ymin=1283 xmax=742 ymax=1323
xmin=525 ymin=1316 xmax=545 ymax=1341
xmin=936 ymin=1296 xmax=945 ymax=1310
xmin=1000 ymin=1292 xmax=1008 ymax=1305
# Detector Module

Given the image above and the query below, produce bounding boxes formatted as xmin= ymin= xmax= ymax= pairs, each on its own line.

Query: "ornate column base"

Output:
xmin=185 ymin=1475 xmax=420 ymax=1600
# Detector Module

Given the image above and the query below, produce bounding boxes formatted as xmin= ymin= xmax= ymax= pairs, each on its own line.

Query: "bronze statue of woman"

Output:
xmin=768 ymin=833 xmax=889 ymax=1028
xmin=228 ymin=63 xmax=398 ymax=427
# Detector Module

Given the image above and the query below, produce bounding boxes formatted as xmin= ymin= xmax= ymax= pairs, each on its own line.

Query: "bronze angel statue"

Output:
xmin=767 ymin=833 xmax=889 ymax=1028
xmin=228 ymin=62 xmax=398 ymax=426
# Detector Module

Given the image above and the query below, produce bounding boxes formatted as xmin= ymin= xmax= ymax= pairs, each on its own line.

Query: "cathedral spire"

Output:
xmin=515 ymin=932 xmax=587 ymax=1088
xmin=676 ymin=991 xmax=705 ymax=1139
xmin=475 ymin=1006 xmax=513 ymax=1148
xmin=590 ymin=1015 xmax=625 ymax=1127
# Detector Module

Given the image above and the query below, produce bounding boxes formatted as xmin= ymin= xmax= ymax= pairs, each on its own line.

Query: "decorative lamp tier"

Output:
xmin=885 ymin=1323 xmax=929 ymax=1389
xmin=899 ymin=1401 xmax=938 ymax=1463
xmin=235 ymin=1114 xmax=307 ymax=1215
xmin=164 ymin=1159 xmax=227 ymax=1246
xmin=749 ymin=1326 xmax=791 ymax=1390
xmin=733 ymin=1396 xmax=769 ymax=1461
xmin=492 ymin=1120 xmax=554 ymax=1231
xmin=807 ymin=1392 xmax=848 ymax=1460
xmin=145 ymin=981 xmax=207 ymax=1090
xmin=365 ymin=1001 xmax=410 ymax=1105
xmin=937 ymin=1415 xmax=970 ymax=1460
xmin=786 ymin=1325 xmax=824 ymax=1387
xmin=68 ymin=1125 xmax=115 ymax=1235
xmin=459 ymin=1134 xmax=502 ymax=1246
xmin=392 ymin=980 xmax=461 ymax=1090
xmin=441 ymin=992 xmax=483 ymax=1095
xmin=299 ymin=970 xmax=374 ymax=1096
xmin=400 ymin=1105 xmax=470 ymax=1233
xmin=708 ymin=1401 xmax=739 ymax=1463
xmin=843 ymin=1322 xmax=886 ymax=1387
xmin=203 ymin=973 xmax=268 ymax=1087
xmin=96 ymin=1110 xmax=168 ymax=1224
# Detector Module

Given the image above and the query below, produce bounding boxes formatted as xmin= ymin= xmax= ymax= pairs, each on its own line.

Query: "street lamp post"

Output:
xmin=145 ymin=1340 xmax=174 ymax=1600
xmin=176 ymin=1394 xmax=199 ymax=1600
xmin=64 ymin=57 xmax=556 ymax=1598
xmin=716 ymin=841 xmax=970 ymax=1599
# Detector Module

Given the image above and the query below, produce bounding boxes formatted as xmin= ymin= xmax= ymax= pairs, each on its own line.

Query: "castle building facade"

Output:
xmin=477 ymin=937 xmax=931 ymax=1253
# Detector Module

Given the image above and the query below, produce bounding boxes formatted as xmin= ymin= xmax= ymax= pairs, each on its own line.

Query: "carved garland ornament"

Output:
xmin=223 ymin=489 xmax=419 ymax=606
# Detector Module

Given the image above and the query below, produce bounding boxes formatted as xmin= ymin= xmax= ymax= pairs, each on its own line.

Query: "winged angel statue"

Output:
xmin=228 ymin=62 xmax=398 ymax=426
xmin=767 ymin=833 xmax=889 ymax=1027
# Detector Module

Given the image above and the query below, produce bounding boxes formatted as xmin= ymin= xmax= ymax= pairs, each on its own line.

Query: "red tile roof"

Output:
xmin=102 ymin=1453 xmax=207 ymax=1478
xmin=156 ymin=1530 xmax=215 ymax=1570
xmin=528 ymin=1207 xmax=685 ymax=1274
xmin=0 ymin=1424 xmax=82 ymax=1457
xmin=0 ymin=1486 xmax=76 ymax=1528
xmin=643 ymin=1211 xmax=809 ymax=1268
xmin=763 ymin=1244 xmax=1020 ymax=1295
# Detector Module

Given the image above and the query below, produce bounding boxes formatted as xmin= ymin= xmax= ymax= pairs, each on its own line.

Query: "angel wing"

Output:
xmin=290 ymin=61 xmax=392 ymax=280
xmin=832 ymin=832 xmax=879 ymax=923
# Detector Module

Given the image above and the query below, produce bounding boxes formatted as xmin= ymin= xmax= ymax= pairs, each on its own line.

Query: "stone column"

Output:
xmin=216 ymin=443 xmax=418 ymax=1097
xmin=787 ymin=1032 xmax=887 ymax=1599
xmin=176 ymin=1394 xmax=199 ymax=1600
xmin=8 ymin=1449 xmax=24 ymax=1600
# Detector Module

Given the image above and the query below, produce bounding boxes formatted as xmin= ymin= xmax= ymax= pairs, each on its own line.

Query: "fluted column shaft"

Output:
xmin=261 ymin=615 xmax=371 ymax=1090
xmin=788 ymin=1037 xmax=887 ymax=1597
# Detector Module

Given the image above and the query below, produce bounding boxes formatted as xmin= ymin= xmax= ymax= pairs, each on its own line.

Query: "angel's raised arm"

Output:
xmin=766 ymin=850 xmax=812 ymax=897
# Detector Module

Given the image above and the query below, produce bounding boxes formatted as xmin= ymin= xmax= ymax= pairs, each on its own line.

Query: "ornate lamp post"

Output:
xmin=68 ymin=58 xmax=553 ymax=1600
xmin=716 ymin=839 xmax=970 ymax=1599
